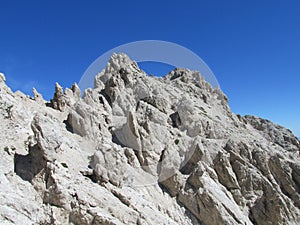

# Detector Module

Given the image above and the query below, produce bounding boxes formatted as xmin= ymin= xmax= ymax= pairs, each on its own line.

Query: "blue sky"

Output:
xmin=0 ymin=0 xmax=299 ymax=137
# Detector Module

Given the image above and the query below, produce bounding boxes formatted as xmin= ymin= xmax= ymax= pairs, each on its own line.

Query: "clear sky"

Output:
xmin=0 ymin=0 xmax=299 ymax=137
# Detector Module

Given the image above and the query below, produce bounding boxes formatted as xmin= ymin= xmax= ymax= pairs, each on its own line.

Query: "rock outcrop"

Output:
xmin=0 ymin=54 xmax=299 ymax=225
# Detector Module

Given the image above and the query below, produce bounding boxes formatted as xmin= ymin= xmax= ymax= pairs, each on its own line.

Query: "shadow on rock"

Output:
xmin=14 ymin=144 xmax=46 ymax=183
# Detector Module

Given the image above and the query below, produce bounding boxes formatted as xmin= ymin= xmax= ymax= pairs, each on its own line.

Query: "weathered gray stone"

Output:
xmin=0 ymin=53 xmax=299 ymax=225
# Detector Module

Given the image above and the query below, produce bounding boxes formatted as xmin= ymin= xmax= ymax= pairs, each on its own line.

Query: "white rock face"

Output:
xmin=0 ymin=72 xmax=6 ymax=82
xmin=0 ymin=53 xmax=299 ymax=225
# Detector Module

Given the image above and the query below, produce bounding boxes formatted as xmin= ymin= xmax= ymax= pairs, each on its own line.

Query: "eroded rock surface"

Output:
xmin=0 ymin=54 xmax=299 ymax=225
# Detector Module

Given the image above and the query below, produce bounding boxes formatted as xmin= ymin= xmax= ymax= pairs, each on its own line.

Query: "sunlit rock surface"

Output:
xmin=0 ymin=54 xmax=299 ymax=225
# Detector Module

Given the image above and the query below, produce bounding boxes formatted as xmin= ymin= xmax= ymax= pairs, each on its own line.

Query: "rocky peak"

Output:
xmin=0 ymin=72 xmax=6 ymax=83
xmin=0 ymin=53 xmax=299 ymax=225
xmin=94 ymin=53 xmax=144 ymax=89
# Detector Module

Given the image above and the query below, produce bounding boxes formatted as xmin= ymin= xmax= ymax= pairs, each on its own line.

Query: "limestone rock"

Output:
xmin=244 ymin=115 xmax=300 ymax=151
xmin=0 ymin=72 xmax=6 ymax=83
xmin=71 ymin=83 xmax=81 ymax=99
xmin=50 ymin=82 xmax=67 ymax=111
xmin=0 ymin=53 xmax=299 ymax=225
xmin=32 ymin=87 xmax=44 ymax=104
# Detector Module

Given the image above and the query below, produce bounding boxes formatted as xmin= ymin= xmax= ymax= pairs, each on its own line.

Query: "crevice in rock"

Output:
xmin=184 ymin=180 xmax=199 ymax=194
xmin=110 ymin=189 xmax=131 ymax=208
xmin=45 ymin=102 xmax=52 ymax=108
xmin=221 ymin=203 xmax=242 ymax=224
xmin=63 ymin=118 xmax=74 ymax=134
xmin=99 ymin=89 xmax=112 ymax=107
xmin=248 ymin=210 xmax=259 ymax=225
xmin=14 ymin=144 xmax=46 ymax=183
xmin=157 ymin=182 xmax=169 ymax=195
xmin=180 ymin=144 xmax=203 ymax=175
xmin=157 ymin=147 xmax=166 ymax=178
xmin=133 ymin=149 xmax=145 ymax=169
xmin=98 ymin=95 xmax=105 ymax=105
xmin=168 ymin=112 xmax=181 ymax=128
xmin=135 ymin=100 xmax=141 ymax=112
xmin=82 ymin=171 xmax=98 ymax=184
xmin=119 ymin=68 xmax=130 ymax=86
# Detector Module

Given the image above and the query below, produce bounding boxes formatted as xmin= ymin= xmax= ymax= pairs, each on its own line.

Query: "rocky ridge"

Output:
xmin=0 ymin=53 xmax=299 ymax=225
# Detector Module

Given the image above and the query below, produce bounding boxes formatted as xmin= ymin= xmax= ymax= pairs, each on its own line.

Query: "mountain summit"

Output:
xmin=0 ymin=53 xmax=299 ymax=225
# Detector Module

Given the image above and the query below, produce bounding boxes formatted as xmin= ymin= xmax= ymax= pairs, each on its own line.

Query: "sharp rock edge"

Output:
xmin=0 ymin=53 xmax=299 ymax=225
